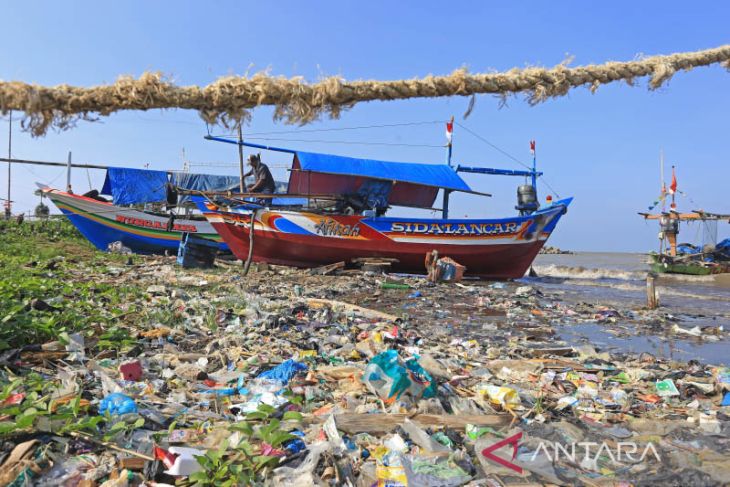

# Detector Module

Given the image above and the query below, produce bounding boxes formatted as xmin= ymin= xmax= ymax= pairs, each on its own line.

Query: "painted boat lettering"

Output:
xmin=390 ymin=221 xmax=520 ymax=235
xmin=314 ymin=218 xmax=361 ymax=237
xmin=115 ymin=215 xmax=197 ymax=233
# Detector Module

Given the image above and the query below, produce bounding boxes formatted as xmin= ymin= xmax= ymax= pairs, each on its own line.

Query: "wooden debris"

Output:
xmin=306 ymin=298 xmax=399 ymax=322
xmin=351 ymin=257 xmax=398 ymax=273
xmin=330 ymin=413 xmax=509 ymax=434
xmin=119 ymin=457 xmax=147 ymax=470
xmin=308 ymin=261 xmax=345 ymax=275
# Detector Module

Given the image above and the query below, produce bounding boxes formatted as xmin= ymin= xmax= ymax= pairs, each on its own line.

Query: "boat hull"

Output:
xmin=199 ymin=199 xmax=571 ymax=279
xmin=45 ymin=189 xmax=225 ymax=254
xmin=649 ymin=254 xmax=729 ymax=275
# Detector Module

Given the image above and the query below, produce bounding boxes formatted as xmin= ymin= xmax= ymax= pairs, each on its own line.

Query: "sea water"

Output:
xmin=522 ymin=252 xmax=730 ymax=365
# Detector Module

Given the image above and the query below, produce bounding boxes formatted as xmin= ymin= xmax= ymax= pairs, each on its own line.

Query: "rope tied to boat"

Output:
xmin=1 ymin=45 xmax=729 ymax=136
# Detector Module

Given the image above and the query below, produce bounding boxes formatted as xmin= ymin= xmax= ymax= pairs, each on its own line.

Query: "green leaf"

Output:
xmin=133 ymin=417 xmax=145 ymax=429
xmin=245 ymin=411 xmax=267 ymax=421
xmin=282 ymin=411 xmax=303 ymax=421
xmin=0 ymin=421 xmax=18 ymax=434
xmin=253 ymin=455 xmax=279 ymax=471
xmin=256 ymin=403 xmax=276 ymax=415
xmin=269 ymin=430 xmax=296 ymax=448
xmin=229 ymin=422 xmax=253 ymax=436
xmin=16 ymin=412 xmax=36 ymax=429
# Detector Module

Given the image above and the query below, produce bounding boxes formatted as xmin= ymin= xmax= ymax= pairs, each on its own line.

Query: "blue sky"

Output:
xmin=1 ymin=1 xmax=728 ymax=251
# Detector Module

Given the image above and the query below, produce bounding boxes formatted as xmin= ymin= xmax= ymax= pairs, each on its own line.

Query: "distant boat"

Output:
xmin=192 ymin=135 xmax=572 ymax=279
xmin=639 ymin=163 xmax=730 ymax=275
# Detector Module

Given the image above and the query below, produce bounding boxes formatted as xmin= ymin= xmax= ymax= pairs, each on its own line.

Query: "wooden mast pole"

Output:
xmin=237 ymin=123 xmax=245 ymax=193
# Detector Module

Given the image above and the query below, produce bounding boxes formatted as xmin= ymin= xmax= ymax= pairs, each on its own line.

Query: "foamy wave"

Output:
xmin=546 ymin=277 xmax=726 ymax=302
xmin=531 ymin=264 xmax=644 ymax=281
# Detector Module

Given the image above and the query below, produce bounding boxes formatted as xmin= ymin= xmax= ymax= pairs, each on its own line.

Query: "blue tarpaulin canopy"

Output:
xmin=288 ymin=150 xmax=480 ymax=208
xmin=201 ymin=137 xmax=491 ymax=208
xmin=171 ymin=173 xmax=242 ymax=203
xmin=101 ymin=167 xmax=168 ymax=206
xmin=101 ymin=167 xmax=256 ymax=206
xmin=293 ymin=151 xmax=472 ymax=193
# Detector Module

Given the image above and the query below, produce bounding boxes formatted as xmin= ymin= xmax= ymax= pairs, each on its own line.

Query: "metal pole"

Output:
xmin=237 ymin=123 xmax=245 ymax=193
xmin=6 ymin=111 xmax=11 ymax=219
xmin=66 ymin=151 xmax=72 ymax=193
xmin=531 ymin=145 xmax=537 ymax=190
xmin=442 ymin=116 xmax=454 ymax=219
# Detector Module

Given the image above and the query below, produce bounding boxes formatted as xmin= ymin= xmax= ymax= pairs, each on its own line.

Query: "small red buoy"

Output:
xmin=546 ymin=195 xmax=553 ymax=203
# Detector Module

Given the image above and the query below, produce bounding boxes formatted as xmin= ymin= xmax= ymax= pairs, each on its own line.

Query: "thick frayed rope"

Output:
xmin=1 ymin=45 xmax=729 ymax=136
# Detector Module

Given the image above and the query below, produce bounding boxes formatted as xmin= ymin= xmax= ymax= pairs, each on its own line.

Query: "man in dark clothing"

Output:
xmin=243 ymin=153 xmax=276 ymax=194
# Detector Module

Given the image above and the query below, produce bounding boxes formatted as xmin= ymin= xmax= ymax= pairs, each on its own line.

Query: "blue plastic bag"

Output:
xmin=257 ymin=359 xmax=308 ymax=384
xmin=99 ymin=393 xmax=137 ymax=416
xmin=362 ymin=350 xmax=437 ymax=403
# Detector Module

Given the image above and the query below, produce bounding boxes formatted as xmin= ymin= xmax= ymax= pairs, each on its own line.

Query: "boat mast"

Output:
xmin=237 ymin=123 xmax=245 ymax=193
xmin=442 ymin=116 xmax=454 ymax=219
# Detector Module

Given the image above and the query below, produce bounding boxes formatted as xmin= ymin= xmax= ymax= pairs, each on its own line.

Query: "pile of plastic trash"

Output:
xmin=1 ymin=255 xmax=729 ymax=486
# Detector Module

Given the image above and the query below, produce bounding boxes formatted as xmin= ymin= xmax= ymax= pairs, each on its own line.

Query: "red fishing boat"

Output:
xmin=192 ymin=131 xmax=571 ymax=279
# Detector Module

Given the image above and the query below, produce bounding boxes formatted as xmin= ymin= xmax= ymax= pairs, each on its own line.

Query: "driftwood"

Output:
xmin=308 ymin=261 xmax=345 ymax=275
xmin=330 ymin=413 xmax=510 ymax=435
xmin=306 ymin=298 xmax=398 ymax=322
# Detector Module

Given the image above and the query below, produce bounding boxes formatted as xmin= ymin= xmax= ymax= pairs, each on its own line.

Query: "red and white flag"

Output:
xmin=530 ymin=140 xmax=536 ymax=156
xmin=445 ymin=120 xmax=453 ymax=145
xmin=669 ymin=166 xmax=678 ymax=194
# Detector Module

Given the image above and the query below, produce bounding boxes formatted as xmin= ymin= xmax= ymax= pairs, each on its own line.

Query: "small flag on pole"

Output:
xmin=530 ymin=140 xmax=536 ymax=156
xmin=669 ymin=166 xmax=677 ymax=194
xmin=445 ymin=120 xmax=453 ymax=145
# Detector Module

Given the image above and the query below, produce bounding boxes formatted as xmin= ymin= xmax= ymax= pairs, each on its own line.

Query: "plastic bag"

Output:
xmin=256 ymin=359 xmax=307 ymax=385
xmin=99 ymin=393 xmax=137 ymax=416
xmin=362 ymin=350 xmax=437 ymax=403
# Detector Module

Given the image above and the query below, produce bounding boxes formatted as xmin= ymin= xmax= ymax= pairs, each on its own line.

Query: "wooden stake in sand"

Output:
xmin=646 ymin=273 xmax=659 ymax=309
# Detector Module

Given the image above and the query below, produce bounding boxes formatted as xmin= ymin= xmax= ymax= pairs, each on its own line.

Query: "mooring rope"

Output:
xmin=1 ymin=45 xmax=728 ymax=136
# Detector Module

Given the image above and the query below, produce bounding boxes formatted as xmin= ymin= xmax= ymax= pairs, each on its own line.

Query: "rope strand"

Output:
xmin=1 ymin=45 xmax=728 ymax=136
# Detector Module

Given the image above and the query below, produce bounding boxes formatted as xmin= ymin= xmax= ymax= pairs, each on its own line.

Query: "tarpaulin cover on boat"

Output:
xmin=101 ymin=167 xmax=168 ymax=205
xmin=287 ymin=150 xmax=473 ymax=208
xmin=101 ymin=168 xmax=259 ymax=206
xmin=171 ymin=173 xmax=242 ymax=203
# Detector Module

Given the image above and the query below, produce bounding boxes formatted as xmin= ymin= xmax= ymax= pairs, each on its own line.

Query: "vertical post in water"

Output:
xmin=237 ymin=123 xmax=245 ymax=193
xmin=646 ymin=273 xmax=658 ymax=309
xmin=442 ymin=116 xmax=454 ymax=219
xmin=66 ymin=152 xmax=72 ymax=193
xmin=6 ymin=111 xmax=11 ymax=219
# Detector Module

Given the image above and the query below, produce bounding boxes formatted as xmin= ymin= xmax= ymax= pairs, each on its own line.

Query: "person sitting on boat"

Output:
xmin=244 ymin=153 xmax=276 ymax=195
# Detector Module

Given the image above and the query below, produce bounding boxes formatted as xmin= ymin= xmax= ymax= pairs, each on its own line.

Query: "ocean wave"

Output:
xmin=534 ymin=277 xmax=727 ymax=303
xmin=531 ymin=264 xmax=645 ymax=281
